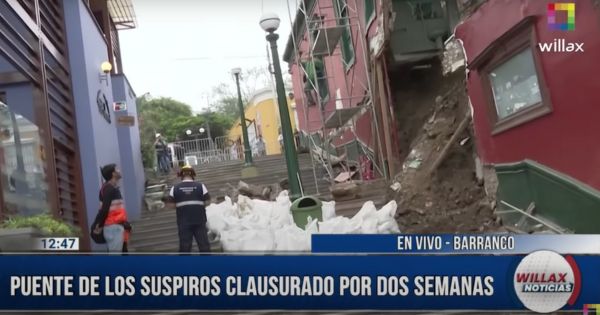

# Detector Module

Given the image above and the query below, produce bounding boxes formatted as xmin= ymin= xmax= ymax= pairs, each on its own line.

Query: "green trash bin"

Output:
xmin=290 ymin=196 xmax=323 ymax=229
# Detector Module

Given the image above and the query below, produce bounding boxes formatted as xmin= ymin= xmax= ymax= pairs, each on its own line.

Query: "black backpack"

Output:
xmin=90 ymin=183 xmax=108 ymax=244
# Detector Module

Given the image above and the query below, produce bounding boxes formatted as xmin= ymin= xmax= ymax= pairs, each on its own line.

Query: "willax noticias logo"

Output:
xmin=513 ymin=250 xmax=581 ymax=313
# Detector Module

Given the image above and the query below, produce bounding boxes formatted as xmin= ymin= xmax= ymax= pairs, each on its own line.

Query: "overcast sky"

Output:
xmin=120 ymin=0 xmax=296 ymax=112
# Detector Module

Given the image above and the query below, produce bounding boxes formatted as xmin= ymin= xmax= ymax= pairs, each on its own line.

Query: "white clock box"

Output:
xmin=35 ymin=237 xmax=79 ymax=251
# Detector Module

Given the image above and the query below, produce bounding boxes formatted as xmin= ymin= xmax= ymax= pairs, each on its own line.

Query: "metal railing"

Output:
xmin=168 ymin=136 xmax=277 ymax=166
xmin=169 ymin=138 xmax=233 ymax=166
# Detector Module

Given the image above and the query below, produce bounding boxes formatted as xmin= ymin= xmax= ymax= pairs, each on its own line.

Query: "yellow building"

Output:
xmin=229 ymin=88 xmax=298 ymax=156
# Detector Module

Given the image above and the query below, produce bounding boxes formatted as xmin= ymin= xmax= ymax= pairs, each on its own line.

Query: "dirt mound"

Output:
xmin=390 ymin=68 xmax=502 ymax=233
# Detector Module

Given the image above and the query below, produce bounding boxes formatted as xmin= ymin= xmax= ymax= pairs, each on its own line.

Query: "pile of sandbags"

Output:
xmin=205 ymin=191 xmax=400 ymax=252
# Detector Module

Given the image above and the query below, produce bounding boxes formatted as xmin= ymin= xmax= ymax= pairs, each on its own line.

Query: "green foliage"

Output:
xmin=212 ymin=95 xmax=241 ymax=123
xmin=135 ymin=66 xmax=287 ymax=169
xmin=137 ymin=97 xmax=235 ymax=168
xmin=2 ymin=214 xmax=80 ymax=237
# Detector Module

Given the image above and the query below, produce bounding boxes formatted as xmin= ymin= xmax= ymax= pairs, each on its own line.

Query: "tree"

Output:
xmin=137 ymin=96 xmax=234 ymax=168
xmin=211 ymin=66 xmax=272 ymax=121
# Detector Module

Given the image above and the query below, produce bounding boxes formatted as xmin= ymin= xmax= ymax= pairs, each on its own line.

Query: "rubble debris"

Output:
xmin=334 ymin=171 xmax=357 ymax=183
xmin=390 ymin=182 xmax=402 ymax=192
xmin=442 ymin=38 xmax=466 ymax=75
xmin=460 ymin=137 xmax=471 ymax=146
xmin=142 ymin=183 xmax=169 ymax=212
xmin=391 ymin=68 xmax=501 ymax=233
xmin=330 ymin=181 xmax=359 ymax=201
xmin=403 ymin=149 xmax=423 ymax=170
xmin=237 ymin=181 xmax=278 ymax=201
xmin=428 ymin=113 xmax=471 ymax=176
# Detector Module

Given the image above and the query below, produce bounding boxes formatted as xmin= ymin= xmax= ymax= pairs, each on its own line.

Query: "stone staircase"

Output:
xmin=129 ymin=154 xmax=388 ymax=252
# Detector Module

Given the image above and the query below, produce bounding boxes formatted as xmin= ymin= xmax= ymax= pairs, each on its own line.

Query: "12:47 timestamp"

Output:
xmin=37 ymin=238 xmax=79 ymax=251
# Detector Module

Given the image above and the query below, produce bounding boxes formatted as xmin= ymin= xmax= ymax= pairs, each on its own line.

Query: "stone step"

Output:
xmin=134 ymin=153 xmax=383 ymax=251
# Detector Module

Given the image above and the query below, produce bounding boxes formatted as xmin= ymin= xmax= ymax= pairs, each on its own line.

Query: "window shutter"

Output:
xmin=365 ymin=0 xmax=375 ymax=24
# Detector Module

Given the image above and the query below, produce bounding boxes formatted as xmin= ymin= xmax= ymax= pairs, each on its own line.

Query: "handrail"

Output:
xmin=497 ymin=200 xmax=567 ymax=234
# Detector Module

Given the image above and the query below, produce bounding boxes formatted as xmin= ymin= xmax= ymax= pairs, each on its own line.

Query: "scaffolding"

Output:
xmin=285 ymin=0 xmax=385 ymax=192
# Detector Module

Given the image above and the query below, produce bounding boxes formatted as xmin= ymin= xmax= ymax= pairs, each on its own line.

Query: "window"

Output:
xmin=365 ymin=0 xmax=376 ymax=27
xmin=410 ymin=1 xmax=442 ymax=20
xmin=471 ymin=18 xmax=552 ymax=135
xmin=301 ymin=57 xmax=330 ymax=106
xmin=0 ymin=92 xmax=50 ymax=217
xmin=489 ymin=48 xmax=542 ymax=119
xmin=334 ymin=0 xmax=355 ymax=70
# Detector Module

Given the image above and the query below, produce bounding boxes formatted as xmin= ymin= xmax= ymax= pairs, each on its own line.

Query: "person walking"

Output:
xmin=167 ymin=165 xmax=211 ymax=252
xmin=92 ymin=164 xmax=131 ymax=252
xmin=154 ymin=134 xmax=169 ymax=174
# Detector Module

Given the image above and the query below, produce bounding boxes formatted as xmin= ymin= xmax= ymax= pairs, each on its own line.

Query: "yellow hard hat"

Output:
xmin=178 ymin=164 xmax=195 ymax=178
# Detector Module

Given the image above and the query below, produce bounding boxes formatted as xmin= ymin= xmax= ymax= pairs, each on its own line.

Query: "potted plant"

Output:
xmin=0 ymin=213 xmax=80 ymax=252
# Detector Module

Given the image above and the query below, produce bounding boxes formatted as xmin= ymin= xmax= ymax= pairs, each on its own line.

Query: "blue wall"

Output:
xmin=112 ymin=74 xmax=144 ymax=221
xmin=63 ymin=0 xmax=122 ymax=250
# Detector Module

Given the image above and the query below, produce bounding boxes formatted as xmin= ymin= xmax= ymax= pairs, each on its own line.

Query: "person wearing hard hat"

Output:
xmin=167 ymin=165 xmax=211 ymax=252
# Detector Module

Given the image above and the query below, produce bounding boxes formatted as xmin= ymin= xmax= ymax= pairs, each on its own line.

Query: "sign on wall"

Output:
xmin=117 ymin=115 xmax=135 ymax=127
xmin=96 ymin=90 xmax=111 ymax=123
xmin=114 ymin=101 xmax=127 ymax=112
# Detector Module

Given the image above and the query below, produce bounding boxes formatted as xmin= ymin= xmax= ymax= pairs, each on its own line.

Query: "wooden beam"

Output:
xmin=375 ymin=59 xmax=395 ymax=178
xmin=428 ymin=113 xmax=471 ymax=175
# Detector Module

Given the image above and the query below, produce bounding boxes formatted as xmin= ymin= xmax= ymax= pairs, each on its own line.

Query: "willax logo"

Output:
xmin=538 ymin=3 xmax=584 ymax=53
xmin=547 ymin=3 xmax=575 ymax=31
xmin=513 ymin=250 xmax=581 ymax=313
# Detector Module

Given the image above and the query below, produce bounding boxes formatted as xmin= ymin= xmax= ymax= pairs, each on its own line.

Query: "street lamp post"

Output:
xmin=260 ymin=12 xmax=301 ymax=201
xmin=232 ymin=68 xmax=258 ymax=177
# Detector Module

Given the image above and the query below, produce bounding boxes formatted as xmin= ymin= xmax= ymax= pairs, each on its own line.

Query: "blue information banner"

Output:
xmin=0 ymin=255 xmax=599 ymax=311
xmin=311 ymin=234 xmax=600 ymax=254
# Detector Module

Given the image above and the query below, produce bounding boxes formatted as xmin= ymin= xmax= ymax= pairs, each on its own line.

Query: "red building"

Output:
xmin=283 ymin=0 xmax=460 ymax=179
xmin=456 ymin=0 xmax=600 ymax=232
xmin=283 ymin=0 xmax=394 ymax=179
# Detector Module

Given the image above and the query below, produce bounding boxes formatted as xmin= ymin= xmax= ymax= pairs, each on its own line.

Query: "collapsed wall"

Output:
xmin=389 ymin=42 xmax=502 ymax=234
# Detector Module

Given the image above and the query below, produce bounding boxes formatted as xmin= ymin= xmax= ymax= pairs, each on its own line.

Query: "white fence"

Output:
xmin=167 ymin=136 xmax=270 ymax=166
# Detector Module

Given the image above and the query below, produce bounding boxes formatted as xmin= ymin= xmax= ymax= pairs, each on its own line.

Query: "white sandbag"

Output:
xmin=350 ymin=201 xmax=379 ymax=233
xmin=222 ymin=214 xmax=242 ymax=231
xmin=239 ymin=229 xmax=276 ymax=251
xmin=361 ymin=215 xmax=379 ymax=234
xmin=270 ymin=196 xmax=294 ymax=229
xmin=274 ymin=225 xmax=311 ymax=251
xmin=236 ymin=195 xmax=254 ymax=217
xmin=322 ymin=201 xmax=336 ymax=221
xmin=275 ymin=190 xmax=292 ymax=209
xmin=269 ymin=209 xmax=294 ymax=230
xmin=206 ymin=197 xmax=236 ymax=234
xmin=240 ymin=213 xmax=270 ymax=230
xmin=377 ymin=220 xmax=401 ymax=233
xmin=318 ymin=216 xmax=361 ymax=234
xmin=317 ymin=217 xmax=346 ymax=234
xmin=220 ymin=229 xmax=246 ymax=251
xmin=251 ymin=199 xmax=275 ymax=219
xmin=306 ymin=218 xmax=319 ymax=234
xmin=375 ymin=200 xmax=401 ymax=234
xmin=351 ymin=201 xmax=378 ymax=222
xmin=376 ymin=201 xmax=397 ymax=224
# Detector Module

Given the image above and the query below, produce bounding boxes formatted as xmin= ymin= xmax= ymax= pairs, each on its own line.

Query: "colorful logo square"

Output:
xmin=548 ymin=3 xmax=575 ymax=31
xmin=584 ymin=304 xmax=600 ymax=315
